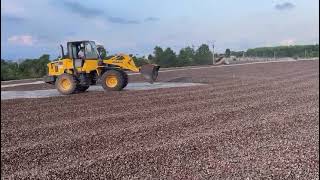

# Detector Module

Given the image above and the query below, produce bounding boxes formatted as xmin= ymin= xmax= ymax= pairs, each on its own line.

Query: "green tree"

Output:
xmin=194 ymin=44 xmax=213 ymax=65
xmin=178 ymin=46 xmax=195 ymax=66
xmin=97 ymin=45 xmax=107 ymax=59
xmin=37 ymin=54 xmax=50 ymax=76
xmin=150 ymin=46 xmax=178 ymax=67
xmin=132 ymin=56 xmax=149 ymax=66
xmin=1 ymin=60 xmax=20 ymax=80
xmin=159 ymin=48 xmax=177 ymax=67
xmin=1 ymin=54 xmax=50 ymax=80
xmin=147 ymin=54 xmax=153 ymax=61
xmin=245 ymin=45 xmax=319 ymax=58
xmin=225 ymin=49 xmax=231 ymax=57
xmin=152 ymin=46 xmax=164 ymax=64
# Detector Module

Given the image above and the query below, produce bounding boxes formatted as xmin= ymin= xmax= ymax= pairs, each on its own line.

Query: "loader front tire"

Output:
xmin=101 ymin=70 xmax=125 ymax=91
xmin=55 ymin=73 xmax=77 ymax=95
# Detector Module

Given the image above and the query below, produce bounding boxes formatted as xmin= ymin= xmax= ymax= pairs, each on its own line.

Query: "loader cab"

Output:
xmin=67 ymin=41 xmax=100 ymax=68
xmin=67 ymin=41 xmax=99 ymax=59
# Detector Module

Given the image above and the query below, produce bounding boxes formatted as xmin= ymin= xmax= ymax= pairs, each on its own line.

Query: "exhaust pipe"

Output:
xmin=140 ymin=64 xmax=160 ymax=83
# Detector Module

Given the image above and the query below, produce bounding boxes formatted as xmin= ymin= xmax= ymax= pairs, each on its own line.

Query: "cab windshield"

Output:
xmin=85 ymin=41 xmax=99 ymax=59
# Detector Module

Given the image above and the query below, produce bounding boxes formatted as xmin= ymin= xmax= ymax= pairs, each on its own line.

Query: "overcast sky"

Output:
xmin=1 ymin=0 xmax=319 ymax=60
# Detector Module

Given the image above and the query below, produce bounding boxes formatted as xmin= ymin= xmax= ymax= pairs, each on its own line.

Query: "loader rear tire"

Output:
xmin=101 ymin=70 xmax=125 ymax=91
xmin=55 ymin=73 xmax=77 ymax=95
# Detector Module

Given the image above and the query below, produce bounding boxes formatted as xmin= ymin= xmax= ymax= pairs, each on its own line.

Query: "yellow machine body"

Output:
xmin=47 ymin=54 xmax=140 ymax=77
xmin=44 ymin=40 xmax=160 ymax=94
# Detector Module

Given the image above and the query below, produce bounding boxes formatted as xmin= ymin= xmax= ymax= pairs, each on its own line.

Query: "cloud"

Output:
xmin=108 ymin=16 xmax=140 ymax=24
xmin=8 ymin=35 xmax=36 ymax=46
xmin=144 ymin=17 xmax=160 ymax=22
xmin=1 ymin=14 xmax=25 ymax=23
xmin=60 ymin=1 xmax=104 ymax=18
xmin=1 ymin=1 xmax=25 ymax=15
xmin=280 ymin=39 xmax=296 ymax=46
xmin=55 ymin=0 xmax=139 ymax=24
xmin=275 ymin=2 xmax=295 ymax=10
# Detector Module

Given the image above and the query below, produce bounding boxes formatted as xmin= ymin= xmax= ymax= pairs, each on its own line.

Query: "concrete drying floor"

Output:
xmin=1 ymin=82 xmax=204 ymax=100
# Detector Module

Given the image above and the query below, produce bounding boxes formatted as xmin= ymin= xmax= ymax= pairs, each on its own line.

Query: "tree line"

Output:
xmin=1 ymin=55 xmax=50 ymax=81
xmin=232 ymin=44 xmax=319 ymax=58
xmin=131 ymin=44 xmax=319 ymax=67
xmin=132 ymin=44 xmax=214 ymax=68
xmin=1 ymin=44 xmax=318 ymax=81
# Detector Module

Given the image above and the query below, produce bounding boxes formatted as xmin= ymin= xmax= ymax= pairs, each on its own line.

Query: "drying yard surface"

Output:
xmin=1 ymin=60 xmax=319 ymax=179
xmin=1 ymin=82 xmax=205 ymax=100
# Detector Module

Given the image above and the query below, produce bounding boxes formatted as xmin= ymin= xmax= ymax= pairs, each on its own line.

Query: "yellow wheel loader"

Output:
xmin=43 ymin=40 xmax=160 ymax=95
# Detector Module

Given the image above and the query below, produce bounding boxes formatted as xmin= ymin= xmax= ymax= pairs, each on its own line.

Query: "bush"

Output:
xmin=1 ymin=54 xmax=50 ymax=81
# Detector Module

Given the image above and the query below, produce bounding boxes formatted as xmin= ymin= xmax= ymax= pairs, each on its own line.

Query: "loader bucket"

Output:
xmin=140 ymin=64 xmax=160 ymax=83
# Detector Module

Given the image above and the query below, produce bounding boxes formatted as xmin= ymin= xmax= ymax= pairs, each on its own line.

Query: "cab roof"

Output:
xmin=67 ymin=40 xmax=95 ymax=44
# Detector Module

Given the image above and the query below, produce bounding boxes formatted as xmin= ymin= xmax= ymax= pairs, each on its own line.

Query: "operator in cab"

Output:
xmin=78 ymin=44 xmax=85 ymax=59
